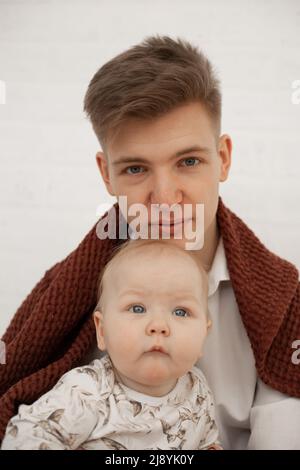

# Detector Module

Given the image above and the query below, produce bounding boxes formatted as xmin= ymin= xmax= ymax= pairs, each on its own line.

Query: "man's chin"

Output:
xmin=127 ymin=221 xmax=203 ymax=251
xmin=161 ymin=237 xmax=188 ymax=249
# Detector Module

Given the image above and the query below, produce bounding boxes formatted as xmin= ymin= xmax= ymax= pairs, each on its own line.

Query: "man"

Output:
xmin=0 ymin=35 xmax=299 ymax=449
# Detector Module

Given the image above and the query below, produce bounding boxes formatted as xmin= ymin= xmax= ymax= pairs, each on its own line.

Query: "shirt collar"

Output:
xmin=208 ymin=236 xmax=230 ymax=297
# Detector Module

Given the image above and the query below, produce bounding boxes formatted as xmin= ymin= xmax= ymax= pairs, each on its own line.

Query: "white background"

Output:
xmin=0 ymin=0 xmax=299 ymax=336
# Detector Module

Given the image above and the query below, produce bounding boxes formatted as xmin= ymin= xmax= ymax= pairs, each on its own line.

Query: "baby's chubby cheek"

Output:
xmin=109 ymin=328 xmax=138 ymax=354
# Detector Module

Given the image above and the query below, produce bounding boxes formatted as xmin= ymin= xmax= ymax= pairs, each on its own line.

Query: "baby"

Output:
xmin=1 ymin=239 xmax=221 ymax=450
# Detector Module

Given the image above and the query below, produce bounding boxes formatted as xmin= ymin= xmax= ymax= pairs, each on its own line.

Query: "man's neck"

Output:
xmin=196 ymin=217 xmax=220 ymax=271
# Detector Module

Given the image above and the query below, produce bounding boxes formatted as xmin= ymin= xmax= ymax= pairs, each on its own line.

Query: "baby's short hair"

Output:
xmin=94 ymin=239 xmax=209 ymax=315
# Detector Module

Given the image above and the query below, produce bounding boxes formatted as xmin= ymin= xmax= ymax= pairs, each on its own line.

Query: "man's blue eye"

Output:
xmin=173 ymin=308 xmax=188 ymax=317
xmin=129 ymin=305 xmax=145 ymax=314
xmin=126 ymin=166 xmax=144 ymax=175
xmin=181 ymin=158 xmax=200 ymax=167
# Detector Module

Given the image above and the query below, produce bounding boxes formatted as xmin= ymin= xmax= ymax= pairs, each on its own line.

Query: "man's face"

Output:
xmin=96 ymin=101 xmax=231 ymax=250
xmin=94 ymin=249 xmax=210 ymax=396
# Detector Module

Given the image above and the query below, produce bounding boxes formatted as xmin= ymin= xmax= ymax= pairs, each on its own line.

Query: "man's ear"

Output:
xmin=93 ymin=310 xmax=106 ymax=351
xmin=207 ymin=318 xmax=212 ymax=330
xmin=218 ymin=134 xmax=232 ymax=182
xmin=96 ymin=151 xmax=115 ymax=196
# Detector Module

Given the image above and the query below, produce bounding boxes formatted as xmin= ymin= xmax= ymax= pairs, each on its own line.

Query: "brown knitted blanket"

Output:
xmin=0 ymin=197 xmax=299 ymax=440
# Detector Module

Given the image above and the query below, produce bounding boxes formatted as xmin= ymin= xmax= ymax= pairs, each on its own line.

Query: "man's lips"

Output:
xmin=149 ymin=218 xmax=192 ymax=226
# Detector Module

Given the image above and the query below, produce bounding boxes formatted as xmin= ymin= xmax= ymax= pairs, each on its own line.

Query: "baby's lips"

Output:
xmin=148 ymin=345 xmax=167 ymax=354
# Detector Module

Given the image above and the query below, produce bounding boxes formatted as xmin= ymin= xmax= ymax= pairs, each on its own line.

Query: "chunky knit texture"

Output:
xmin=0 ymin=198 xmax=299 ymax=441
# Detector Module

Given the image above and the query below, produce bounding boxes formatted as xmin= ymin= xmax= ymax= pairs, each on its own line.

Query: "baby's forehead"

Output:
xmin=110 ymin=245 xmax=200 ymax=275
xmin=104 ymin=247 xmax=205 ymax=294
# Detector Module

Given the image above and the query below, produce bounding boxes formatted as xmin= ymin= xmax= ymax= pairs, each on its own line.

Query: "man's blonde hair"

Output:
xmin=84 ymin=35 xmax=221 ymax=152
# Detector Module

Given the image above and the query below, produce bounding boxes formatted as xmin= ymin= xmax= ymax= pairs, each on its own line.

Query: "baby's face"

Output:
xmin=94 ymin=249 xmax=210 ymax=396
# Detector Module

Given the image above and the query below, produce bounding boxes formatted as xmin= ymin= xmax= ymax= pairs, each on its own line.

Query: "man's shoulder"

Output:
xmin=218 ymin=200 xmax=299 ymax=288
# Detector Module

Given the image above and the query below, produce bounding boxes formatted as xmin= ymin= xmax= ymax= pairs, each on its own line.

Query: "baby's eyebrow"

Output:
xmin=119 ymin=289 xmax=149 ymax=298
xmin=119 ymin=289 xmax=200 ymax=304
xmin=171 ymin=290 xmax=201 ymax=300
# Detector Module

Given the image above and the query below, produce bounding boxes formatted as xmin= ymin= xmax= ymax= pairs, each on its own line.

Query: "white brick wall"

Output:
xmin=0 ymin=0 xmax=299 ymax=336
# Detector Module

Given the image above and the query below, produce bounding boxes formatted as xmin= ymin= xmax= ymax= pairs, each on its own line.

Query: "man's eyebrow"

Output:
xmin=112 ymin=145 xmax=211 ymax=166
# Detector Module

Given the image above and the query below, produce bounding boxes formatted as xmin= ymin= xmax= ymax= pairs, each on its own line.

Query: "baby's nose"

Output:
xmin=149 ymin=325 xmax=168 ymax=334
xmin=146 ymin=316 xmax=170 ymax=336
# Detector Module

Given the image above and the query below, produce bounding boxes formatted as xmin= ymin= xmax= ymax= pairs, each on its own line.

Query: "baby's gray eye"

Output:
xmin=173 ymin=308 xmax=188 ymax=317
xmin=129 ymin=305 xmax=145 ymax=314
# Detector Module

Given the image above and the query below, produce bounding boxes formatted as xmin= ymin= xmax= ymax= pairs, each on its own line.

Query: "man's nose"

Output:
xmin=150 ymin=174 xmax=183 ymax=206
xmin=146 ymin=315 xmax=170 ymax=336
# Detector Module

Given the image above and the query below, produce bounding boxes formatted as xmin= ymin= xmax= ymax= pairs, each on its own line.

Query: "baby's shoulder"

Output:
xmin=188 ymin=365 xmax=213 ymax=396
xmin=55 ymin=355 xmax=112 ymax=396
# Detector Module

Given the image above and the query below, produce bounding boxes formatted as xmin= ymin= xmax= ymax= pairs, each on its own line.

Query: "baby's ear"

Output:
xmin=206 ymin=307 xmax=212 ymax=331
xmin=93 ymin=310 xmax=106 ymax=351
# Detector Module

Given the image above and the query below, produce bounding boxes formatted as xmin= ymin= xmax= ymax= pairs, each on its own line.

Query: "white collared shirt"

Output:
xmin=196 ymin=238 xmax=300 ymax=449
